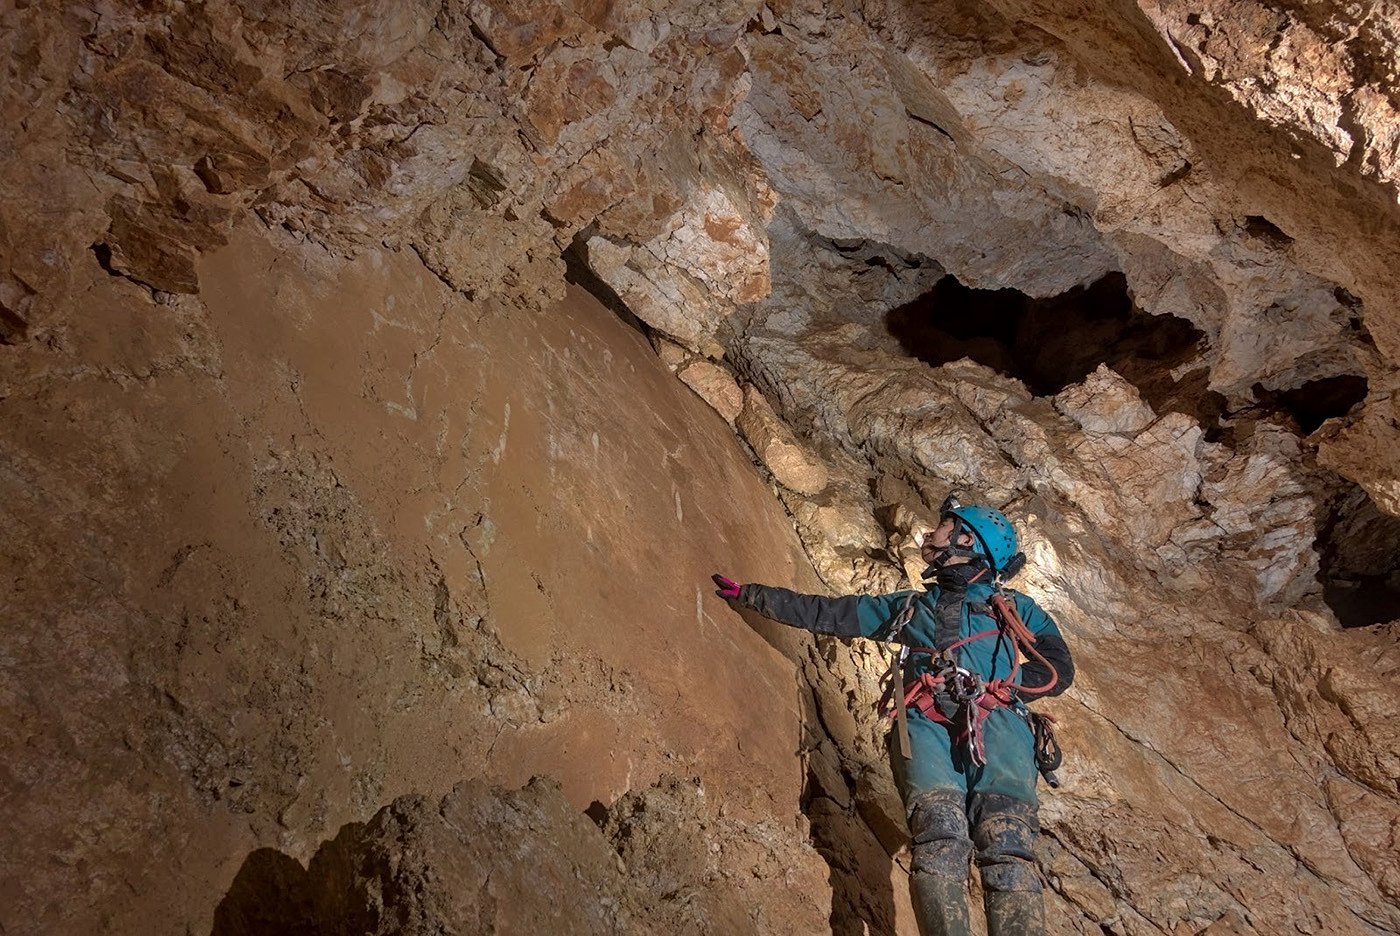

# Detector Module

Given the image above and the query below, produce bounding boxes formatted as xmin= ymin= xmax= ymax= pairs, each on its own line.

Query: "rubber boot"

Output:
xmin=984 ymin=890 xmax=1045 ymax=936
xmin=906 ymin=790 xmax=974 ymax=936
xmin=969 ymin=792 xmax=1045 ymax=936
xmin=910 ymin=873 xmax=973 ymax=936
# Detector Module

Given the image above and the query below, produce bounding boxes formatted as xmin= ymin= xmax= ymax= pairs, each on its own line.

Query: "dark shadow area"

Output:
xmin=210 ymin=848 xmax=322 ymax=936
xmin=562 ymin=232 xmax=652 ymax=339
xmin=585 ymin=799 xmax=610 ymax=826
xmin=0 ymin=300 xmax=28 ymax=345
xmin=90 ymin=241 xmax=120 ymax=278
xmin=1242 ymin=214 xmax=1294 ymax=248
xmin=1316 ymin=484 xmax=1400 ymax=628
xmin=1252 ymin=374 xmax=1369 ymax=435
xmin=885 ymin=272 xmax=1225 ymax=426
xmin=211 ymin=823 xmax=372 ymax=936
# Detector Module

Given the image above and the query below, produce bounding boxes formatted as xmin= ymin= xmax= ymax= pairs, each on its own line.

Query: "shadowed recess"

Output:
xmin=0 ymin=302 xmax=27 ymax=344
xmin=563 ymin=233 xmax=650 ymax=337
xmin=1316 ymin=485 xmax=1400 ymax=629
xmin=211 ymin=824 xmax=373 ymax=936
xmin=1251 ymin=374 xmax=1370 ymax=435
xmin=210 ymin=849 xmax=322 ymax=936
xmin=884 ymin=273 xmax=1225 ymax=426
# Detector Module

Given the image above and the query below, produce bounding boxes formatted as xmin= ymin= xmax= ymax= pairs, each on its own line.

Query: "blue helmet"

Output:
xmin=943 ymin=500 xmax=1020 ymax=573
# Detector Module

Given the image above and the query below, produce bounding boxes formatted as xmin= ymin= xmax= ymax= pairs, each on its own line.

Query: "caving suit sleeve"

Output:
xmin=736 ymin=584 xmax=918 ymax=640
xmin=1012 ymin=593 xmax=1074 ymax=699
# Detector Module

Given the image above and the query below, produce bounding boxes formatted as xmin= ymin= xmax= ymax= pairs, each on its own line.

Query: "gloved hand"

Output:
xmin=711 ymin=574 xmax=742 ymax=600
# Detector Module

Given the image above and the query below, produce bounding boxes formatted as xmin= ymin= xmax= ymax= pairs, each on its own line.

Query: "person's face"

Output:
xmin=919 ymin=517 xmax=972 ymax=564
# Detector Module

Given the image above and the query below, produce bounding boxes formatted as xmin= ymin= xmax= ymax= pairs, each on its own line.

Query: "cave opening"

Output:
xmin=1316 ymin=485 xmax=1400 ymax=628
xmin=1251 ymin=374 xmax=1370 ymax=435
xmin=884 ymin=272 xmax=1225 ymax=424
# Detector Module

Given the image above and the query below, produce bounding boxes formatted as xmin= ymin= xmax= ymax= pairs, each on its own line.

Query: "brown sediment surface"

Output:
xmin=1 ymin=223 xmax=850 ymax=934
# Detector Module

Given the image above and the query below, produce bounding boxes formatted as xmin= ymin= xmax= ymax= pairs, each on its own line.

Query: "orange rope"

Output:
xmin=989 ymin=592 xmax=1058 ymax=696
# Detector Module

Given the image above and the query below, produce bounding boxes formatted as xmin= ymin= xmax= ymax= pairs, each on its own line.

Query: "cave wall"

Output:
xmin=1 ymin=222 xmax=877 ymax=934
xmin=4 ymin=0 xmax=1400 ymax=934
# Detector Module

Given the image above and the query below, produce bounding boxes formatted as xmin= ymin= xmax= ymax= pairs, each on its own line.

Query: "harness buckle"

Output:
xmin=945 ymin=666 xmax=983 ymax=704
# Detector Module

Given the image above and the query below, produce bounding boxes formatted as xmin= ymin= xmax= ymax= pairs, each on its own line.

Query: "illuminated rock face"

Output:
xmin=2 ymin=1 xmax=1399 ymax=935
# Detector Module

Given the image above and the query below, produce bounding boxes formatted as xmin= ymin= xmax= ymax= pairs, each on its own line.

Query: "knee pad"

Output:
xmin=907 ymin=789 xmax=972 ymax=879
xmin=969 ymin=793 xmax=1041 ymax=893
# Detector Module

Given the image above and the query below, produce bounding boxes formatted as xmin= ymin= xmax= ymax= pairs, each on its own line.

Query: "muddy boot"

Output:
xmin=969 ymin=793 xmax=1044 ymax=936
xmin=910 ymin=872 xmax=973 ymax=936
xmin=906 ymin=790 xmax=974 ymax=936
xmin=984 ymin=890 xmax=1045 ymax=936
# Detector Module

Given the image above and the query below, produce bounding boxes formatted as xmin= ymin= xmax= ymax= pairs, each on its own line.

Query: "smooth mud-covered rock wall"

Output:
xmin=1 ymin=224 xmax=867 ymax=934
xmin=3 ymin=0 xmax=1399 ymax=934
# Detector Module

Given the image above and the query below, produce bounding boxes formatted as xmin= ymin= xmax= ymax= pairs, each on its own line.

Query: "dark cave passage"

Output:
xmin=1252 ymin=374 xmax=1370 ymax=435
xmin=884 ymin=273 xmax=1225 ymax=425
xmin=1317 ymin=485 xmax=1400 ymax=628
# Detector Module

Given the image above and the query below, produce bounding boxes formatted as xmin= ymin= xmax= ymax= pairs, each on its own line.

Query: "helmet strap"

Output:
xmin=945 ymin=515 xmax=989 ymax=565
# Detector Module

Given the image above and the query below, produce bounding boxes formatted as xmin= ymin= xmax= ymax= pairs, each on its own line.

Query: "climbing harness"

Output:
xmin=879 ymin=579 xmax=1063 ymax=786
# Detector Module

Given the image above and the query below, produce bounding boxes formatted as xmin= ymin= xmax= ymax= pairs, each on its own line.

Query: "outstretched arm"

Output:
xmin=716 ymin=575 xmax=917 ymax=640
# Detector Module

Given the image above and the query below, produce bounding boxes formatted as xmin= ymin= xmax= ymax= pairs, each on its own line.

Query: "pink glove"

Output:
xmin=712 ymin=574 xmax=742 ymax=600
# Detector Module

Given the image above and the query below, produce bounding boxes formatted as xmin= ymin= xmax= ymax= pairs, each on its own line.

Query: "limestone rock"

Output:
xmin=208 ymin=774 xmax=833 ymax=936
xmin=1138 ymin=0 xmax=1400 ymax=195
xmin=740 ymin=327 xmax=1025 ymax=503
xmin=1054 ymin=365 xmax=1157 ymax=435
xmin=653 ymin=336 xmax=691 ymax=371
xmin=1189 ymin=424 xmax=1319 ymax=604
xmin=0 ymin=230 xmax=849 ymax=935
xmin=853 ymin=765 xmax=909 ymax=857
xmin=584 ymin=178 xmax=771 ymax=354
xmin=1048 ymin=372 xmax=1205 ymax=554
xmin=598 ymin=775 xmax=831 ymax=933
xmin=782 ymin=472 xmax=904 ymax=597
xmin=1256 ymin=612 xmax=1400 ymax=800
xmin=737 ymin=385 xmax=831 ymax=495
xmin=1318 ymin=391 xmax=1400 ymax=517
xmin=677 ymin=360 xmax=744 ymax=425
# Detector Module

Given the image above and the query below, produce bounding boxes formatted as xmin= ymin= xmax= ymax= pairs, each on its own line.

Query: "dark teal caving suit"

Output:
xmin=734 ymin=571 xmax=1074 ymax=936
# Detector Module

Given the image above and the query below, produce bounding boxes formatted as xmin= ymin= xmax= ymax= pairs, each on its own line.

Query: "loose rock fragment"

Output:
xmin=737 ymin=385 xmax=831 ymax=496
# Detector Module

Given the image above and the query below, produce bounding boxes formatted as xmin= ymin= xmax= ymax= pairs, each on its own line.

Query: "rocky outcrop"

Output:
xmin=737 ymin=384 xmax=832 ymax=495
xmin=210 ymin=775 xmax=830 ymax=936
xmin=6 ymin=0 xmax=1399 ymax=488
xmin=725 ymin=305 xmax=1400 ymax=933
xmin=211 ymin=778 xmax=649 ymax=936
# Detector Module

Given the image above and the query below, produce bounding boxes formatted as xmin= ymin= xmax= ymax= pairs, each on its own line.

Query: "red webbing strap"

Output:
xmin=902 ymin=673 xmax=946 ymax=718
xmin=897 ymin=674 xmax=1011 ymax=767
